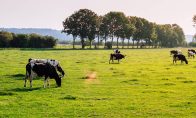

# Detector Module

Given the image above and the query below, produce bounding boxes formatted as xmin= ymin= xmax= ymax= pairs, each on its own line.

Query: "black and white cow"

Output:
xmin=170 ymin=50 xmax=182 ymax=56
xmin=173 ymin=54 xmax=188 ymax=64
xmin=188 ymin=49 xmax=196 ymax=58
xmin=109 ymin=53 xmax=125 ymax=64
xmin=24 ymin=62 xmax=61 ymax=88
xmin=28 ymin=58 xmax=65 ymax=77
xmin=188 ymin=49 xmax=196 ymax=53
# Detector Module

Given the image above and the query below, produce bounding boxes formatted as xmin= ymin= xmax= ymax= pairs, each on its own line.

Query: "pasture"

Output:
xmin=0 ymin=48 xmax=196 ymax=118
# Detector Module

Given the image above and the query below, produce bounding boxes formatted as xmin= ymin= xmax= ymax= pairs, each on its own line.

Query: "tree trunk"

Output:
xmin=117 ymin=37 xmax=119 ymax=48
xmin=97 ymin=35 xmax=100 ymax=48
xmin=72 ymin=36 xmax=76 ymax=49
xmin=90 ymin=40 xmax=92 ymax=49
xmin=122 ymin=38 xmax=125 ymax=49
xmin=132 ymin=40 xmax=135 ymax=48
xmin=111 ymin=35 xmax=114 ymax=48
xmin=104 ymin=35 xmax=107 ymax=48
xmin=81 ymin=38 xmax=85 ymax=49
xmin=137 ymin=40 xmax=139 ymax=48
xmin=128 ymin=38 xmax=130 ymax=48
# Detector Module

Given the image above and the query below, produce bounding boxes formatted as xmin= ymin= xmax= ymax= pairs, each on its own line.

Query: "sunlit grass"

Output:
xmin=0 ymin=48 xmax=195 ymax=117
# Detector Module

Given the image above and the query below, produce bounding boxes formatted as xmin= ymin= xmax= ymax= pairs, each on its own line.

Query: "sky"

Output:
xmin=0 ymin=0 xmax=196 ymax=35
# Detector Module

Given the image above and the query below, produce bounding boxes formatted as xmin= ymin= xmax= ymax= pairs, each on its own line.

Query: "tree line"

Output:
xmin=62 ymin=9 xmax=186 ymax=49
xmin=0 ymin=31 xmax=57 ymax=48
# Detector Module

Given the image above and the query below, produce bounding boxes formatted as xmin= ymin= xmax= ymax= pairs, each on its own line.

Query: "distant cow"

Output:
xmin=109 ymin=53 xmax=125 ymax=64
xmin=28 ymin=58 xmax=65 ymax=77
xmin=188 ymin=51 xmax=195 ymax=58
xmin=188 ymin=49 xmax=196 ymax=53
xmin=24 ymin=62 xmax=61 ymax=88
xmin=170 ymin=50 xmax=182 ymax=56
xmin=188 ymin=49 xmax=196 ymax=58
xmin=173 ymin=54 xmax=188 ymax=64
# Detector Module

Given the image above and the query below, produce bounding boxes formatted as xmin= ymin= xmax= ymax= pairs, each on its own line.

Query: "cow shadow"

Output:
xmin=5 ymin=73 xmax=41 ymax=80
xmin=109 ymin=62 xmax=120 ymax=64
xmin=5 ymin=73 xmax=25 ymax=80
xmin=9 ymin=87 xmax=42 ymax=92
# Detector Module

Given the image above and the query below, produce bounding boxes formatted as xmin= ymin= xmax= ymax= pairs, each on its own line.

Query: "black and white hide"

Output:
xmin=28 ymin=58 xmax=65 ymax=77
xmin=24 ymin=62 xmax=61 ymax=88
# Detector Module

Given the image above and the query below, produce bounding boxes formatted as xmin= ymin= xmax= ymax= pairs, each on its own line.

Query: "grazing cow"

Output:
xmin=188 ymin=49 xmax=196 ymax=53
xmin=188 ymin=49 xmax=196 ymax=58
xmin=170 ymin=50 xmax=182 ymax=56
xmin=24 ymin=62 xmax=61 ymax=88
xmin=28 ymin=58 xmax=65 ymax=77
xmin=109 ymin=53 xmax=125 ymax=64
xmin=188 ymin=51 xmax=195 ymax=58
xmin=173 ymin=54 xmax=188 ymax=64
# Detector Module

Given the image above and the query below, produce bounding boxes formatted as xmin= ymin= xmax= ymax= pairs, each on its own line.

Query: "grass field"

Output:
xmin=0 ymin=48 xmax=196 ymax=118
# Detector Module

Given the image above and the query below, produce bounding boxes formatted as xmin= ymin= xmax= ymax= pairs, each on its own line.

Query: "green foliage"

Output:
xmin=0 ymin=31 xmax=13 ymax=47
xmin=189 ymin=42 xmax=196 ymax=47
xmin=10 ymin=34 xmax=29 ymax=48
xmin=62 ymin=9 xmax=99 ymax=49
xmin=105 ymin=41 xmax=112 ymax=49
xmin=0 ymin=31 xmax=57 ymax=48
xmin=62 ymin=9 xmax=186 ymax=49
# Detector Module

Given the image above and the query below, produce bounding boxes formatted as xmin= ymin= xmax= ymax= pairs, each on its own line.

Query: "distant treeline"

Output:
xmin=62 ymin=9 xmax=186 ymax=49
xmin=0 ymin=31 xmax=57 ymax=48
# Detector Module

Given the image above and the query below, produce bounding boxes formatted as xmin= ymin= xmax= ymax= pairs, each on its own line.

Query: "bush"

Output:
xmin=189 ymin=42 xmax=196 ymax=47
xmin=105 ymin=42 xmax=112 ymax=49
xmin=0 ymin=31 xmax=13 ymax=47
xmin=10 ymin=34 xmax=29 ymax=48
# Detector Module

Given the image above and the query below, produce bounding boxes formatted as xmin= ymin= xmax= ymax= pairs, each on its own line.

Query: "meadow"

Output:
xmin=0 ymin=48 xmax=196 ymax=118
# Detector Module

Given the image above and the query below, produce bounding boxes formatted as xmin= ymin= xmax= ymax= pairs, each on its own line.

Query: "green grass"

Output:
xmin=0 ymin=48 xmax=196 ymax=118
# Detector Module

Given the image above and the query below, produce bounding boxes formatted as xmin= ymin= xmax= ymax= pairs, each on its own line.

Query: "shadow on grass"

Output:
xmin=4 ymin=73 xmax=25 ymax=80
xmin=9 ymin=87 xmax=42 ymax=92
xmin=5 ymin=73 xmax=42 ymax=80
xmin=0 ymin=91 xmax=16 ymax=96
xmin=109 ymin=63 xmax=120 ymax=64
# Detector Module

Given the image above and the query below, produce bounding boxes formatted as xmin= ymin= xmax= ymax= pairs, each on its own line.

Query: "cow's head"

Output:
xmin=121 ymin=54 xmax=125 ymax=58
xmin=57 ymin=64 xmax=65 ymax=77
xmin=55 ymin=75 xmax=61 ymax=87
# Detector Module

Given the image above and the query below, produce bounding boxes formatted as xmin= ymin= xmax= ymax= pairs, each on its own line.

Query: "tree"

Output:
xmin=99 ymin=15 xmax=110 ymax=48
xmin=172 ymin=24 xmax=185 ymax=46
xmin=150 ymin=24 xmax=158 ymax=48
xmin=103 ymin=12 xmax=128 ymax=48
xmin=10 ymin=34 xmax=29 ymax=48
xmin=63 ymin=9 xmax=98 ymax=49
xmin=62 ymin=15 xmax=79 ymax=49
xmin=129 ymin=16 xmax=144 ymax=48
xmin=44 ymin=36 xmax=57 ymax=48
xmin=0 ymin=31 xmax=13 ymax=47
xmin=193 ymin=15 xmax=196 ymax=25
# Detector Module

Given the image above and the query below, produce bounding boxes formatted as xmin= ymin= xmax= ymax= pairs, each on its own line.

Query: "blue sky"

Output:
xmin=0 ymin=0 xmax=196 ymax=35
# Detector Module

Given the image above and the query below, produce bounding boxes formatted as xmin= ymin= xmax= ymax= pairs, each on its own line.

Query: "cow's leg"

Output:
xmin=24 ymin=76 xmax=27 ymax=87
xmin=109 ymin=59 xmax=111 ymax=64
xmin=24 ymin=70 xmax=30 ymax=87
xmin=30 ymin=77 xmax=33 ymax=88
xmin=29 ymin=72 xmax=34 ymax=88
xmin=44 ymin=76 xmax=49 ymax=88
xmin=173 ymin=59 xmax=176 ymax=64
xmin=43 ymin=79 xmax=46 ymax=88
xmin=47 ymin=79 xmax=50 ymax=87
xmin=118 ymin=59 xmax=119 ymax=63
